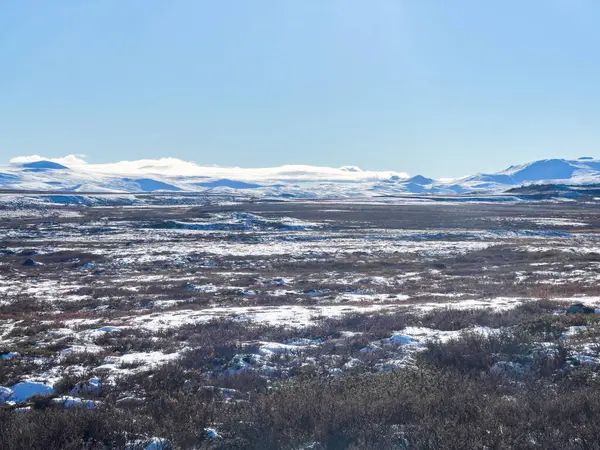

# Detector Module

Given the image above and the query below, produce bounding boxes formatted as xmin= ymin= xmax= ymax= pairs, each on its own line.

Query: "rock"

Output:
xmin=566 ymin=303 xmax=596 ymax=315
xmin=144 ymin=438 xmax=171 ymax=450
xmin=205 ymin=428 xmax=221 ymax=439
xmin=8 ymin=381 xmax=54 ymax=402
xmin=22 ymin=258 xmax=42 ymax=267
xmin=0 ymin=386 xmax=14 ymax=404
xmin=52 ymin=396 xmax=98 ymax=409
xmin=69 ymin=377 xmax=102 ymax=397
xmin=360 ymin=344 xmax=380 ymax=353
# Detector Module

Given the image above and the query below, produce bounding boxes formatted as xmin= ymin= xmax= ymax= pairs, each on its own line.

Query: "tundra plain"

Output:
xmin=2 ymin=198 xmax=600 ymax=449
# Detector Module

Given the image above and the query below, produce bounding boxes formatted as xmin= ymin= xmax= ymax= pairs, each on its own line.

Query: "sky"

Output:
xmin=2 ymin=1 xmax=600 ymax=178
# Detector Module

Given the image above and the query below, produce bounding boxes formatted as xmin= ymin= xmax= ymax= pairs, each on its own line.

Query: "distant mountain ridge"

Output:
xmin=1 ymin=157 xmax=599 ymax=198
xmin=460 ymin=158 xmax=600 ymax=190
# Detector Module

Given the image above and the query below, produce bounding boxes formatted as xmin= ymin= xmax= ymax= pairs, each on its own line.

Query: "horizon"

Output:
xmin=2 ymin=153 xmax=599 ymax=184
xmin=3 ymin=2 xmax=600 ymax=177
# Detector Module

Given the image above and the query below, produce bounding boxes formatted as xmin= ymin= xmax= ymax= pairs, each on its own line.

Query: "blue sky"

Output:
xmin=2 ymin=0 xmax=600 ymax=178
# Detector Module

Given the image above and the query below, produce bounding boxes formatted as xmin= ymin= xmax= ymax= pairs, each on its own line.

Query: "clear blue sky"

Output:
xmin=2 ymin=0 xmax=600 ymax=178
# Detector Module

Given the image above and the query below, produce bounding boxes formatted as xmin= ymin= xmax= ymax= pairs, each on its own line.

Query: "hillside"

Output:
xmin=2 ymin=157 xmax=600 ymax=198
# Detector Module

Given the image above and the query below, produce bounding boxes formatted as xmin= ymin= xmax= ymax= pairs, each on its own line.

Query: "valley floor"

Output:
xmin=2 ymin=198 xmax=600 ymax=449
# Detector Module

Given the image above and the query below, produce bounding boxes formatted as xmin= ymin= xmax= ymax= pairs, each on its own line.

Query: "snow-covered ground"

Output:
xmin=2 ymin=198 xmax=600 ymax=449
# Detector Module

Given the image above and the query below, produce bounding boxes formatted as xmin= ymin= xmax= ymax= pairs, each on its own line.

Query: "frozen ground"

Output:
xmin=2 ymin=199 xmax=600 ymax=448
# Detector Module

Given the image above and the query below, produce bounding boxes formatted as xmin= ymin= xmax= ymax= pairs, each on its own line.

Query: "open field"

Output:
xmin=2 ymin=198 xmax=600 ymax=449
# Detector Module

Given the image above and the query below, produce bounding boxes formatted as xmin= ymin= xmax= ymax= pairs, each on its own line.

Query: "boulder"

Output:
xmin=0 ymin=386 xmax=13 ymax=404
xmin=205 ymin=428 xmax=221 ymax=439
xmin=566 ymin=303 xmax=595 ymax=315
xmin=144 ymin=439 xmax=171 ymax=450
xmin=70 ymin=378 xmax=102 ymax=397
xmin=8 ymin=381 xmax=54 ymax=402
xmin=22 ymin=258 xmax=41 ymax=267
xmin=52 ymin=396 xmax=98 ymax=409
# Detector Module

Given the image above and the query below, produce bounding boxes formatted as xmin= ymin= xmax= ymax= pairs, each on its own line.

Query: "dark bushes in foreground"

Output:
xmin=3 ymin=363 xmax=600 ymax=449
xmin=218 ymin=367 xmax=600 ymax=450
xmin=2 ymin=308 xmax=599 ymax=449
xmin=0 ymin=408 xmax=135 ymax=450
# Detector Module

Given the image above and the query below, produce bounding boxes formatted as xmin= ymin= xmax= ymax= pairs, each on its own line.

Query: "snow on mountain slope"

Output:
xmin=460 ymin=158 xmax=600 ymax=190
xmin=1 ymin=156 xmax=411 ymax=197
xmin=501 ymin=159 xmax=581 ymax=182
xmin=2 ymin=155 xmax=600 ymax=198
xmin=404 ymin=175 xmax=435 ymax=185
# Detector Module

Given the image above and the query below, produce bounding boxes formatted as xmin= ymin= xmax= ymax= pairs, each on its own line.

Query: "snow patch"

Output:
xmin=8 ymin=381 xmax=54 ymax=402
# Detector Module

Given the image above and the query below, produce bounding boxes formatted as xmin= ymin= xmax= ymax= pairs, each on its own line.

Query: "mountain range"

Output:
xmin=1 ymin=157 xmax=599 ymax=198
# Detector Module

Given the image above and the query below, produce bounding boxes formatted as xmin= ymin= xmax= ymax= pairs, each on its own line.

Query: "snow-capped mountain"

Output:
xmin=1 ymin=156 xmax=600 ymax=198
xmin=458 ymin=158 xmax=600 ymax=191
